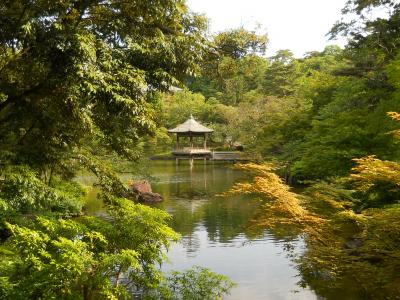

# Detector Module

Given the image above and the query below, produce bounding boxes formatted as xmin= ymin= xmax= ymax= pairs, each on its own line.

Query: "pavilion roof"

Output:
xmin=168 ymin=115 xmax=214 ymax=133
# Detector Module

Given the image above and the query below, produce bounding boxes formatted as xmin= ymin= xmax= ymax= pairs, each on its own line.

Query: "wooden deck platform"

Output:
xmin=151 ymin=150 xmax=252 ymax=163
xmin=212 ymin=151 xmax=241 ymax=161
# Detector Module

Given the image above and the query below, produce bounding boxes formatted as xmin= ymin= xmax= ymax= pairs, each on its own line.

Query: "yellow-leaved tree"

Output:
xmin=226 ymin=112 xmax=400 ymax=299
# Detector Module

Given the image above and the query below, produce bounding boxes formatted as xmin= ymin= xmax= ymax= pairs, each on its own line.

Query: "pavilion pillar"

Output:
xmin=176 ymin=134 xmax=180 ymax=149
xmin=189 ymin=134 xmax=193 ymax=148
xmin=203 ymin=133 xmax=207 ymax=149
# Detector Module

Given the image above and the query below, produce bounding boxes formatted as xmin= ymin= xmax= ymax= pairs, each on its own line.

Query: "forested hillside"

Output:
xmin=154 ymin=0 xmax=400 ymax=182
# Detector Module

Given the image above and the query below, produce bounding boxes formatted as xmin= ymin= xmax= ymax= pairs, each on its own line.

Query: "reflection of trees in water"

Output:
xmin=294 ymin=226 xmax=400 ymax=300
xmin=158 ymin=166 xmax=309 ymax=256
xmin=165 ymin=192 xmax=261 ymax=254
xmin=154 ymin=163 xmax=314 ymax=258
xmin=167 ymin=189 xmax=272 ymax=255
xmin=169 ymin=199 xmax=206 ymax=237
xmin=175 ymin=188 xmax=209 ymax=200
xmin=201 ymin=196 xmax=260 ymax=244
xmin=180 ymin=233 xmax=202 ymax=257
xmin=248 ymin=207 xmax=400 ymax=300
xmin=156 ymin=167 xmax=264 ymax=254
xmin=222 ymin=162 xmax=400 ymax=300
xmin=158 ymin=163 xmax=306 ymax=244
xmin=246 ymin=205 xmax=400 ymax=300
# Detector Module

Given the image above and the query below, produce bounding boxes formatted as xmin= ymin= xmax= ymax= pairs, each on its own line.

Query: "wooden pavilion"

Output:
xmin=168 ymin=115 xmax=213 ymax=164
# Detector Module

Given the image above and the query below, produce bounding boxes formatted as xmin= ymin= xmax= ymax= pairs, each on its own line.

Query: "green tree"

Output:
xmin=145 ymin=266 xmax=236 ymax=300
xmin=213 ymin=27 xmax=268 ymax=59
xmin=0 ymin=1 xmax=235 ymax=299
xmin=161 ymin=91 xmax=220 ymax=128
xmin=187 ymin=27 xmax=268 ymax=104
xmin=263 ymin=50 xmax=299 ymax=97
xmin=0 ymin=0 xmax=208 ymax=172
xmin=228 ymin=121 xmax=400 ymax=298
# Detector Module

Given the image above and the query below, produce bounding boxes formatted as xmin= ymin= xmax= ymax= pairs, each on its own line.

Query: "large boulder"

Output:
xmin=131 ymin=180 xmax=153 ymax=194
xmin=130 ymin=180 xmax=164 ymax=203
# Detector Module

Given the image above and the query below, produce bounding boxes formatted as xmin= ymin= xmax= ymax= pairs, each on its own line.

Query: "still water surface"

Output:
xmin=84 ymin=160 xmax=317 ymax=299
xmin=138 ymin=161 xmax=316 ymax=300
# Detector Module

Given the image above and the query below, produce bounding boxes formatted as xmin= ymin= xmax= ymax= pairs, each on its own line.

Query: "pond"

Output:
xmin=82 ymin=160 xmax=317 ymax=299
xmin=132 ymin=160 xmax=318 ymax=299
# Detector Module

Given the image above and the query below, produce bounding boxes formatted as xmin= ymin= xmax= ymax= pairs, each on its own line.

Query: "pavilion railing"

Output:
xmin=173 ymin=147 xmax=210 ymax=150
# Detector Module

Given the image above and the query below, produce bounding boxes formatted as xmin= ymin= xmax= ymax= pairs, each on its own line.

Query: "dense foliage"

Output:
xmin=228 ymin=110 xmax=400 ymax=298
xmin=152 ymin=0 xmax=400 ymax=298
xmin=0 ymin=1 xmax=235 ymax=299
xmin=1 ymin=0 xmax=400 ymax=298
xmin=154 ymin=0 xmax=400 ymax=182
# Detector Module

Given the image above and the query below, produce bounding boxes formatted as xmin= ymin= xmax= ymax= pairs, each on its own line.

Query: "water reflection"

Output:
xmin=83 ymin=160 xmax=399 ymax=299
xmin=152 ymin=161 xmax=259 ymax=248
xmin=146 ymin=161 xmax=317 ymax=299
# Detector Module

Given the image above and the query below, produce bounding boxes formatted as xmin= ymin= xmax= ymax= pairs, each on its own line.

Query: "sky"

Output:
xmin=186 ymin=0 xmax=349 ymax=57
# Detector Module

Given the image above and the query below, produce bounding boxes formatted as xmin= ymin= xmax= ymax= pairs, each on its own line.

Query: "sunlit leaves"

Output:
xmin=0 ymin=166 xmax=83 ymax=216
xmin=229 ymin=124 xmax=400 ymax=297
xmin=224 ymin=163 xmax=324 ymax=230
xmin=146 ymin=266 xmax=236 ymax=300
xmin=388 ymin=111 xmax=400 ymax=138
xmin=214 ymin=28 xmax=268 ymax=59
xmin=0 ymin=197 xmax=181 ymax=299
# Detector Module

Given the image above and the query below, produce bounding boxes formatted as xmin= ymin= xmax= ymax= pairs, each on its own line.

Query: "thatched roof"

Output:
xmin=168 ymin=115 xmax=213 ymax=133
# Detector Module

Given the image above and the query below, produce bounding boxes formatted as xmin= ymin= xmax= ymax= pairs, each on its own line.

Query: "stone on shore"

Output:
xmin=130 ymin=180 xmax=164 ymax=203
